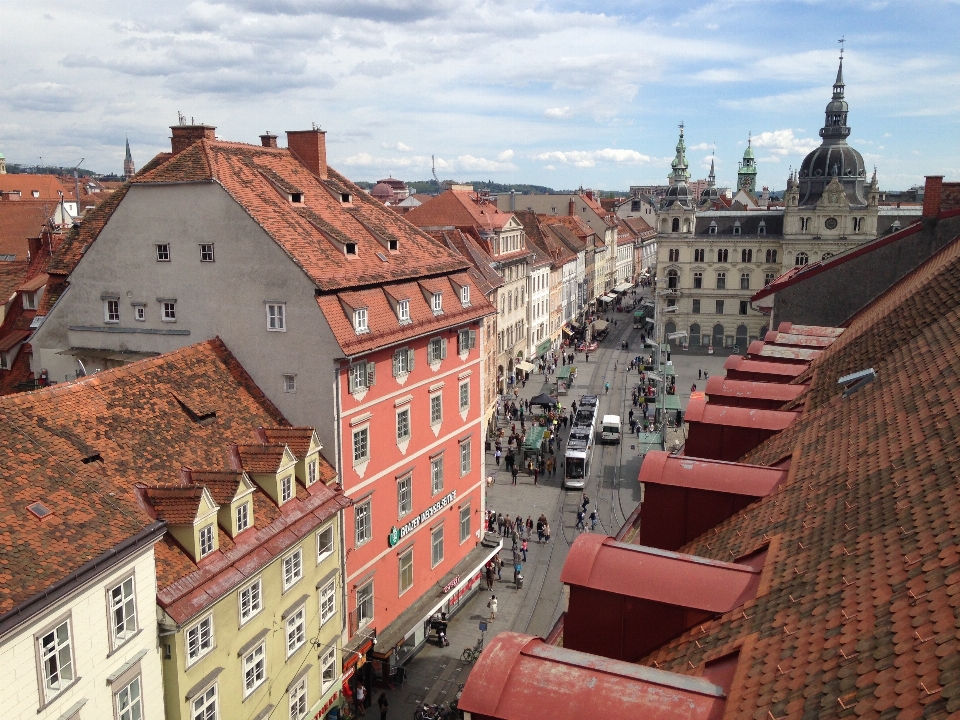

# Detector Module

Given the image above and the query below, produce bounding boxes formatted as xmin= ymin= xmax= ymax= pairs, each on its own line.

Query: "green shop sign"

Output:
xmin=387 ymin=490 xmax=457 ymax=546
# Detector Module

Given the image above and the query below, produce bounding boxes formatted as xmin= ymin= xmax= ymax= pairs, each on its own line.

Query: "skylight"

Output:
xmin=27 ymin=501 xmax=52 ymax=519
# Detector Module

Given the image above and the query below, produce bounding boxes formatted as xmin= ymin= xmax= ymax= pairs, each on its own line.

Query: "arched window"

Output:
xmin=689 ymin=323 xmax=701 ymax=346
xmin=666 ymin=269 xmax=679 ymax=290
xmin=672 ymin=217 xmax=680 ymax=233
xmin=821 ymin=252 xmax=833 ymax=260
xmin=712 ymin=324 xmax=724 ymax=348
xmin=795 ymin=252 xmax=809 ymax=267
xmin=683 ymin=219 xmax=691 ymax=233
xmin=709 ymin=221 xmax=717 ymax=235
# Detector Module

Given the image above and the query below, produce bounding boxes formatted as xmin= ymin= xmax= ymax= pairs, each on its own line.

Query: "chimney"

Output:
xmin=568 ymin=199 xmax=576 ymax=216
xmin=510 ymin=189 xmax=516 ymax=212
xmin=286 ymin=129 xmax=327 ymax=179
xmin=28 ymin=236 xmax=42 ymax=261
xmin=922 ymin=176 xmax=944 ymax=218
xmin=170 ymin=125 xmax=216 ymax=155
xmin=260 ymin=133 xmax=278 ymax=148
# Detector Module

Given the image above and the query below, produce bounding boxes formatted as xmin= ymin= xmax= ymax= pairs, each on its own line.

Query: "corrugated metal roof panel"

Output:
xmin=705 ymin=376 xmax=808 ymax=403
xmin=560 ymin=534 xmax=762 ymax=614
xmin=762 ymin=330 xmax=836 ymax=348
xmin=723 ymin=355 xmax=808 ymax=381
xmin=746 ymin=341 xmax=822 ymax=363
xmin=775 ymin=322 xmax=844 ymax=337
xmin=638 ymin=451 xmax=787 ymax=497
xmin=685 ymin=395 xmax=799 ymax=431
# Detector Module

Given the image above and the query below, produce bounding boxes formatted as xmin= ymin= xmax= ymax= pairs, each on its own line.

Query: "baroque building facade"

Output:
xmin=655 ymin=57 xmax=918 ymax=349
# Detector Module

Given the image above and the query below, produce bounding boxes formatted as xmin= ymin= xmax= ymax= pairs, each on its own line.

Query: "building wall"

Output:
xmin=615 ymin=241 xmax=633 ymax=283
xmin=495 ymin=259 xmax=529 ymax=382
xmin=528 ymin=263 xmax=550 ymax=358
xmin=31 ymin=183 xmax=343 ymax=454
xmin=0 ymin=545 xmax=162 ymax=720
xmin=161 ymin=514 xmax=344 ymax=720
xmin=336 ymin=324 xmax=486 ymax=641
xmin=772 ymin=214 xmax=960 ymax=327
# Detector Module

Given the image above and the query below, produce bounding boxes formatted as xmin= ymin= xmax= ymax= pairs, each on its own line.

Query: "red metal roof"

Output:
xmin=458 ymin=632 xmax=727 ymax=720
xmin=746 ymin=341 xmax=821 ymax=364
xmin=684 ymin=395 xmax=799 ymax=431
xmin=774 ymin=322 xmax=844 ymax=338
xmin=762 ymin=330 xmax=836 ymax=348
xmin=704 ymin=376 xmax=807 ymax=404
xmin=638 ymin=451 xmax=787 ymax=497
xmin=560 ymin=534 xmax=762 ymax=614
xmin=723 ymin=355 xmax=808 ymax=382
xmin=0 ymin=328 xmax=32 ymax=353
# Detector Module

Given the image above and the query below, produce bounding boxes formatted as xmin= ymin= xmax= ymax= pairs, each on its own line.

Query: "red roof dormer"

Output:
xmin=636 ymin=451 xmax=788 ymax=550
xmin=560 ymin=534 xmax=763 ymax=662
xmin=745 ymin=340 xmax=821 ymax=365
xmin=704 ymin=375 xmax=807 ymax=410
xmin=723 ymin=355 xmax=807 ymax=383
xmin=684 ymin=394 xmax=799 ymax=461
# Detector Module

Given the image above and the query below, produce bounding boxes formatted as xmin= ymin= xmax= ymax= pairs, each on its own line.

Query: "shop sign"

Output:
xmin=388 ymin=491 xmax=457 ymax=546
xmin=313 ymin=691 xmax=340 ymax=719
xmin=442 ymin=575 xmax=461 ymax=593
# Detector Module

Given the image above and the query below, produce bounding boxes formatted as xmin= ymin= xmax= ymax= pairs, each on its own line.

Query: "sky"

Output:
xmin=2 ymin=1 xmax=959 ymax=192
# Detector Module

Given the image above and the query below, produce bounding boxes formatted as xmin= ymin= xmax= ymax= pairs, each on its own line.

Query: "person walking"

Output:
xmin=590 ymin=509 xmax=598 ymax=531
xmin=536 ymin=517 xmax=545 ymax=543
xmin=378 ymin=693 xmax=389 ymax=720
xmin=533 ymin=465 xmax=539 ymax=485
xmin=511 ymin=526 xmax=520 ymax=549
xmin=526 ymin=516 xmax=534 ymax=539
xmin=581 ymin=494 xmax=590 ymax=512
xmin=576 ymin=508 xmax=586 ymax=532
xmin=355 ymin=684 xmax=367 ymax=717
xmin=521 ymin=539 xmax=528 ymax=562
xmin=488 ymin=595 xmax=498 ymax=622
xmin=485 ymin=562 xmax=495 ymax=590
xmin=495 ymin=448 xmax=501 ymax=466
xmin=698 ymin=368 xmax=702 ymax=379
xmin=511 ymin=466 xmax=519 ymax=485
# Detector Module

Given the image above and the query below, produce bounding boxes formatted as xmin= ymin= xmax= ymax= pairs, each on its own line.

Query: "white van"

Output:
xmin=600 ymin=414 xmax=621 ymax=444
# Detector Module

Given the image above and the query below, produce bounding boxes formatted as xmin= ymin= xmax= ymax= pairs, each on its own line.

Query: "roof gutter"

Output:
xmin=0 ymin=520 xmax=166 ymax=641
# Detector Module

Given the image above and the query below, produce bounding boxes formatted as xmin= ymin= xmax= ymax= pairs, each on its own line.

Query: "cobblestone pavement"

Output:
xmin=374 ymin=287 xmax=726 ymax=717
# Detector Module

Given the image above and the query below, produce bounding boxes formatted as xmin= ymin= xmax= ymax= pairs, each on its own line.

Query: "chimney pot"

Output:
xmin=286 ymin=129 xmax=328 ymax=179
xmin=169 ymin=125 xmax=216 ymax=155
xmin=260 ymin=133 xmax=278 ymax=148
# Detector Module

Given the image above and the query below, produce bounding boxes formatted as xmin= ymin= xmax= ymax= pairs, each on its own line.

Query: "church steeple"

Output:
xmin=820 ymin=46 xmax=851 ymax=144
xmin=123 ymin=137 xmax=135 ymax=180
xmin=737 ymin=132 xmax=758 ymax=194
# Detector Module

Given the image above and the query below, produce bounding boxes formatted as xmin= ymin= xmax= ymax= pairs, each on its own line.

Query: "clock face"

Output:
xmin=824 ymin=217 xmax=838 ymax=230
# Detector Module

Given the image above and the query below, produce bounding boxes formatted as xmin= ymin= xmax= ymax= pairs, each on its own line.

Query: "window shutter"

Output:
xmin=347 ymin=366 xmax=357 ymax=393
xmin=366 ymin=361 xmax=376 ymax=387
xmin=407 ymin=348 xmax=415 ymax=372
xmin=393 ymin=351 xmax=400 ymax=378
xmin=441 ymin=338 xmax=447 ymax=360
xmin=469 ymin=330 xmax=477 ymax=349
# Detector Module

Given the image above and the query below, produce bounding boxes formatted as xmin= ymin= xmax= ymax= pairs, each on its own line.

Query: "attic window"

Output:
xmin=709 ymin=221 xmax=717 ymax=235
xmin=345 ymin=242 xmax=357 ymax=256
xmin=27 ymin=501 xmax=52 ymax=519
xmin=733 ymin=221 xmax=741 ymax=236
xmin=291 ymin=193 xmax=303 ymax=203
xmin=376 ymin=252 xmax=388 ymax=262
xmin=173 ymin=394 xmax=218 ymax=424
xmin=340 ymin=192 xmax=352 ymax=203
xmin=460 ymin=286 xmax=470 ymax=306
xmin=354 ymin=308 xmax=369 ymax=334
xmin=397 ymin=299 xmax=410 ymax=324
xmin=758 ymin=221 xmax=767 ymax=236
xmin=389 ymin=239 xmax=399 ymax=251
xmin=432 ymin=293 xmax=443 ymax=315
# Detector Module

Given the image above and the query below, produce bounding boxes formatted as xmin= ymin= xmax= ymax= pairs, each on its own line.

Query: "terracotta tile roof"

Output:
xmin=633 ymin=234 xmax=960 ymax=719
xmin=184 ymin=471 xmax=246 ymax=505
xmin=428 ymin=228 xmax=504 ymax=298
xmin=47 ymin=184 xmax=130 ymax=276
xmin=404 ymin=189 xmax=515 ymax=234
xmin=0 ymin=175 xmax=71 ymax=201
xmin=539 ymin=214 xmax=596 ymax=247
xmin=514 ymin=211 xmax=576 ymax=268
xmin=0 ymin=261 xmax=30 ymax=304
xmin=317 ymin=271 xmax=492 ymax=356
xmin=235 ymin=444 xmax=288 ymax=473
xmin=131 ymin=141 xmax=469 ymax=291
xmin=259 ymin=427 xmax=316 ymax=458
xmin=0 ymin=338 xmax=347 ymax=620
xmin=144 ymin=484 xmax=206 ymax=524
xmin=0 ymin=200 xmax=55 ymax=259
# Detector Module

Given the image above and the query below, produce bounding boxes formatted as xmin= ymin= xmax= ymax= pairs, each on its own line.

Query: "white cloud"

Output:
xmin=689 ymin=142 xmax=713 ymax=151
xmin=532 ymin=148 xmax=652 ymax=168
xmin=341 ymin=152 xmax=515 ymax=173
xmin=750 ymin=129 xmax=819 ymax=157
xmin=497 ymin=149 xmax=514 ymax=161
xmin=379 ymin=141 xmax=412 ymax=151
xmin=544 ymin=107 xmax=572 ymax=118
xmin=544 ymin=165 xmax=556 ymax=170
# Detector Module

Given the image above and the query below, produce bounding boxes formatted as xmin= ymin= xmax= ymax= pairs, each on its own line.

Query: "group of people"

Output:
xmin=575 ymin=494 xmax=598 ymax=532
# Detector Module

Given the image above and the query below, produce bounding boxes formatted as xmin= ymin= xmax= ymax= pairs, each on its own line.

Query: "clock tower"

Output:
xmin=736 ymin=133 xmax=757 ymax=194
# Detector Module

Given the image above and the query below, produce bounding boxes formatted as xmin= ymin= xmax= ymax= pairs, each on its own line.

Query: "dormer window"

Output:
xmin=198 ymin=524 xmax=216 ymax=557
xmin=354 ymin=308 xmax=369 ymax=333
xmin=758 ymin=221 xmax=766 ymax=236
xmin=345 ymin=242 xmax=357 ymax=256
xmin=389 ymin=239 xmax=399 ymax=251
xmin=340 ymin=192 xmax=352 ymax=203
xmin=280 ymin=474 xmax=294 ymax=503
xmin=708 ymin=221 xmax=717 ymax=235
xmin=432 ymin=293 xmax=443 ymax=314
xmin=291 ymin=193 xmax=303 ymax=203
xmin=733 ymin=221 xmax=741 ymax=236
xmin=23 ymin=292 xmax=37 ymax=310
xmin=236 ymin=502 xmax=250 ymax=533
xmin=397 ymin=299 xmax=410 ymax=324
xmin=460 ymin=285 xmax=471 ymax=305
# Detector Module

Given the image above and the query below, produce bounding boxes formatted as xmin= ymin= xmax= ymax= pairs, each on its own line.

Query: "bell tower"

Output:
xmin=123 ymin=137 xmax=135 ymax=180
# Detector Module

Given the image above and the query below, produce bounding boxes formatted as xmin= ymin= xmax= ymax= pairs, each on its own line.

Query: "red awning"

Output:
xmin=639 ymin=451 xmax=788 ymax=497
xmin=560 ymin=534 xmax=762 ymax=614
xmin=459 ymin=632 xmax=728 ymax=720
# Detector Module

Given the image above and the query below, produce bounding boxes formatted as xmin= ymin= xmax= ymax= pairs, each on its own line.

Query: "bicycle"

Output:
xmin=461 ymin=636 xmax=484 ymax=663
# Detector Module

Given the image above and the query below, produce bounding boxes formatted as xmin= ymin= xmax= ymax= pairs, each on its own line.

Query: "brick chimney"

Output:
xmin=286 ymin=129 xmax=327 ymax=179
xmin=923 ymin=176 xmax=943 ymax=218
xmin=170 ymin=125 xmax=216 ymax=155
xmin=568 ymin=198 xmax=576 ymax=216
xmin=260 ymin=133 xmax=278 ymax=148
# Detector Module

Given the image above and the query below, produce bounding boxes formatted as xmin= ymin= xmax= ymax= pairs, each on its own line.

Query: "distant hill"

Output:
xmin=353 ymin=179 xmax=561 ymax=195
xmin=6 ymin=163 xmax=123 ymax=181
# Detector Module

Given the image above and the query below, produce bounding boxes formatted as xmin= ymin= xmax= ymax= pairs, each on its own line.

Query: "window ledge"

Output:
xmin=37 ymin=678 xmax=82 ymax=713
xmin=105 ymin=628 xmax=143 ymax=659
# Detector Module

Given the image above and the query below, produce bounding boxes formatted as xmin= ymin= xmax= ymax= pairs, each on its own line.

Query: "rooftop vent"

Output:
xmin=27 ymin=501 xmax=52 ymax=519
xmin=838 ymin=368 xmax=876 ymax=398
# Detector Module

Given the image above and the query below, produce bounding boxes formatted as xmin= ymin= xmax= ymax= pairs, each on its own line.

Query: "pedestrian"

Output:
xmin=488 ymin=594 xmax=498 ymax=621
xmin=497 ymin=513 xmax=504 ymax=535
xmin=511 ymin=466 xmax=518 ymax=485
xmin=526 ymin=516 xmax=534 ymax=539
xmin=581 ymin=494 xmax=590 ymax=511
xmin=544 ymin=521 xmax=551 ymax=541
xmin=495 ymin=448 xmax=501 ymax=466
xmin=546 ymin=456 xmax=554 ymax=476
xmin=533 ymin=466 xmax=539 ymax=485
xmin=576 ymin=509 xmax=586 ymax=532
xmin=698 ymin=368 xmax=702 ymax=379
xmin=378 ymin=693 xmax=389 ymax=720
xmin=485 ymin=563 xmax=495 ymax=590
xmin=355 ymin=684 xmax=367 ymax=717
xmin=536 ymin=517 xmax=544 ymax=543
xmin=691 ymin=383 xmax=697 ymax=393
xmin=521 ymin=539 xmax=528 ymax=562
xmin=590 ymin=509 xmax=597 ymax=531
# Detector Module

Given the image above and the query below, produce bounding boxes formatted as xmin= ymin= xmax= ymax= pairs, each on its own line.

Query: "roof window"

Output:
xmin=345 ymin=242 xmax=358 ymax=256
xmin=291 ymin=193 xmax=303 ymax=203
xmin=27 ymin=501 xmax=52 ymax=519
xmin=432 ymin=293 xmax=443 ymax=315
xmin=354 ymin=308 xmax=369 ymax=334
xmin=341 ymin=192 xmax=352 ymax=204
xmin=389 ymin=239 xmax=399 ymax=251
xmin=460 ymin=285 xmax=471 ymax=306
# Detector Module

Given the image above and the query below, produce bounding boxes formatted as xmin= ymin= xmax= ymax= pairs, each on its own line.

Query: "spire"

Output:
xmin=125 ymin=136 xmax=133 ymax=163
xmin=668 ymin=122 xmax=690 ymax=186
xmin=708 ymin=156 xmax=716 ymax=186
xmin=834 ymin=37 xmax=845 ymax=97
xmin=820 ymin=41 xmax=851 ymax=144
xmin=123 ymin=136 xmax=136 ymax=180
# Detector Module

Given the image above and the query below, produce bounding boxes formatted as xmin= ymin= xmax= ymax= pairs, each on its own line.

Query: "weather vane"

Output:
xmin=838 ymin=36 xmax=845 ymax=60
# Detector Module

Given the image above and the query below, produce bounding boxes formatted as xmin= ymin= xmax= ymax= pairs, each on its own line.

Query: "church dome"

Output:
xmin=371 ymin=182 xmax=394 ymax=201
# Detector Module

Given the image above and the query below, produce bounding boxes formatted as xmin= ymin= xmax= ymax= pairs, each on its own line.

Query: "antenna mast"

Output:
xmin=432 ymin=155 xmax=440 ymax=186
